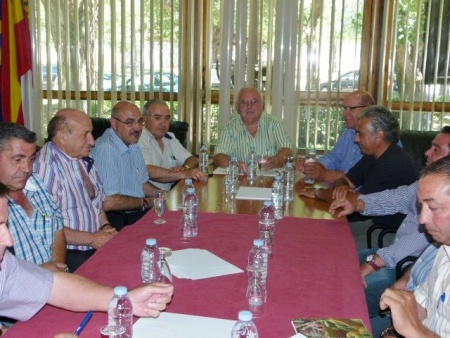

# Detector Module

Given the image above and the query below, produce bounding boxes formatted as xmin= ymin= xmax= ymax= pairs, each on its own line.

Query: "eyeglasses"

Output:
xmin=238 ymin=99 xmax=261 ymax=106
xmin=340 ymin=105 xmax=367 ymax=111
xmin=113 ymin=116 xmax=145 ymax=127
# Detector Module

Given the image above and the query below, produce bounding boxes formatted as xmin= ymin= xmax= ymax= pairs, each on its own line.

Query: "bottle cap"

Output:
xmin=253 ymin=239 xmax=264 ymax=246
xmin=275 ymin=174 xmax=282 ymax=181
xmin=238 ymin=310 xmax=253 ymax=321
xmin=146 ymin=238 xmax=157 ymax=246
xmin=187 ymin=187 xmax=195 ymax=194
xmin=114 ymin=286 xmax=128 ymax=296
xmin=263 ymin=200 xmax=273 ymax=206
xmin=185 ymin=178 xmax=193 ymax=185
xmin=286 ymin=162 xmax=293 ymax=167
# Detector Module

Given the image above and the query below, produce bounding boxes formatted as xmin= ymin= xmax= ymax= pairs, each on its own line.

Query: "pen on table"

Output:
xmin=75 ymin=310 xmax=93 ymax=336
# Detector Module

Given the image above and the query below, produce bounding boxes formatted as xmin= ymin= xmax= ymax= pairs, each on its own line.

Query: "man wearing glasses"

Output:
xmin=92 ymin=101 xmax=159 ymax=230
xmin=298 ymin=90 xmax=375 ymax=182
xmin=213 ymin=87 xmax=292 ymax=172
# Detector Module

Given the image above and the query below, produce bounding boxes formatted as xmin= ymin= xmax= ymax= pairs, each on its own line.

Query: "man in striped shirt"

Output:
xmin=35 ymin=109 xmax=117 ymax=271
xmin=0 ymin=123 xmax=67 ymax=272
xmin=379 ymin=156 xmax=450 ymax=337
xmin=213 ymin=87 xmax=292 ymax=172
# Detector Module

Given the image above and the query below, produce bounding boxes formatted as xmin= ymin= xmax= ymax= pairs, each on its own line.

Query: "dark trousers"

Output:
xmin=106 ymin=209 xmax=149 ymax=231
xmin=67 ymin=249 xmax=96 ymax=272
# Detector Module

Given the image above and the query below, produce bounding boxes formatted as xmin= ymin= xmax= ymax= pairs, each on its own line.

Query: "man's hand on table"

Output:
xmin=129 ymin=283 xmax=174 ymax=317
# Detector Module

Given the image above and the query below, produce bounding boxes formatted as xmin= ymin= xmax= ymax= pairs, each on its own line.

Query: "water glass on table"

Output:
xmin=153 ymin=190 xmax=167 ymax=224
xmin=304 ymin=148 xmax=316 ymax=184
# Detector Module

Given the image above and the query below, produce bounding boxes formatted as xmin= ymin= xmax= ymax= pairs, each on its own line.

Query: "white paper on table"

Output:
xmin=235 ymin=187 xmax=272 ymax=200
xmin=165 ymin=248 xmax=243 ymax=280
xmin=133 ymin=312 xmax=236 ymax=338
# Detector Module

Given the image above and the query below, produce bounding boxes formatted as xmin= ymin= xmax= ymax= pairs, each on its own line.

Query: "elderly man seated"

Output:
xmin=138 ymin=99 xmax=207 ymax=191
xmin=213 ymin=87 xmax=292 ymax=173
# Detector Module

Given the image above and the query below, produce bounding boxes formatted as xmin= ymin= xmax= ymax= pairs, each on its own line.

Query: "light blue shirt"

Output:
xmin=407 ymin=242 xmax=439 ymax=291
xmin=360 ymin=181 xmax=431 ymax=268
xmin=92 ymin=128 xmax=149 ymax=198
xmin=7 ymin=174 xmax=63 ymax=264
xmin=319 ymin=128 xmax=362 ymax=173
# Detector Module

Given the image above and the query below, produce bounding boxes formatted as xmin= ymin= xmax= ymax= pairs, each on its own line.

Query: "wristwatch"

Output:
xmin=366 ymin=254 xmax=381 ymax=271
xmin=141 ymin=198 xmax=149 ymax=211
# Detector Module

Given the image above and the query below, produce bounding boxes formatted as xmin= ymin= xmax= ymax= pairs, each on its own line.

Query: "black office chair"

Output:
xmin=366 ymin=213 xmax=407 ymax=249
xmin=395 ymin=255 xmax=418 ymax=280
xmin=366 ymin=223 xmax=399 ymax=248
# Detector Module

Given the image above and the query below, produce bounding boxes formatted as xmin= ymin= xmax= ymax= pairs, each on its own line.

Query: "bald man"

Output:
xmin=91 ymin=101 xmax=159 ymax=230
xmin=297 ymin=90 xmax=375 ymax=182
xmin=35 ymin=109 xmax=117 ymax=271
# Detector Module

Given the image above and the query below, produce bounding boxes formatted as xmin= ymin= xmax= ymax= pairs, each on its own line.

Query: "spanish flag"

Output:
xmin=0 ymin=0 xmax=32 ymax=124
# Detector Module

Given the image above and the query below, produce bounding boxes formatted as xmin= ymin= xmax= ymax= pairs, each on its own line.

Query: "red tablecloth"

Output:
xmin=6 ymin=211 xmax=370 ymax=337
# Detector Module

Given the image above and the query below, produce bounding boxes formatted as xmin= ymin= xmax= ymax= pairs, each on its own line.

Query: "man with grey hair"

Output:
xmin=213 ymin=87 xmax=292 ymax=172
xmin=304 ymin=106 xmax=418 ymax=204
xmin=138 ymin=99 xmax=206 ymax=191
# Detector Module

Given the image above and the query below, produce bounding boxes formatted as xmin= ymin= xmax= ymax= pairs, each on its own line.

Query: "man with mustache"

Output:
xmin=0 ymin=182 xmax=173 ymax=336
xmin=138 ymin=99 xmax=207 ymax=191
xmin=92 ymin=101 xmax=159 ymax=230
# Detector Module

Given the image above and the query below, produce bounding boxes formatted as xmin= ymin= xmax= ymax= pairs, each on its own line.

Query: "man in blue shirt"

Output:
xmin=298 ymin=90 xmax=374 ymax=182
xmin=92 ymin=101 xmax=159 ymax=230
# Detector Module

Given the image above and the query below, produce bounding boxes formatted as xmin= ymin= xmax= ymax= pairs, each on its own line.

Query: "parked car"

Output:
xmin=102 ymin=73 xmax=122 ymax=90
xmin=320 ymin=70 xmax=359 ymax=91
xmin=119 ymin=71 xmax=179 ymax=92
xmin=320 ymin=70 xmax=399 ymax=92
xmin=42 ymin=64 xmax=58 ymax=89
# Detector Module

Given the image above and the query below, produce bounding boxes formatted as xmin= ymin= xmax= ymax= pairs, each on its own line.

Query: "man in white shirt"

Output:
xmin=139 ymin=99 xmax=206 ymax=191
xmin=379 ymin=155 xmax=450 ymax=337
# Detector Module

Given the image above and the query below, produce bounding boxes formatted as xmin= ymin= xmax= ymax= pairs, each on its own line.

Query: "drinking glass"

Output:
xmin=153 ymin=191 xmax=167 ymax=224
xmin=304 ymin=148 xmax=316 ymax=184
xmin=246 ymin=267 xmax=264 ymax=317
xmin=100 ymin=325 xmax=126 ymax=338
xmin=159 ymin=250 xmax=173 ymax=284
xmin=257 ymin=149 xmax=270 ymax=177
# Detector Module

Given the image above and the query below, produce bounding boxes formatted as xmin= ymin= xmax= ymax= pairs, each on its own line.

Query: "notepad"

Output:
xmin=133 ymin=313 xmax=236 ymax=338
xmin=235 ymin=187 xmax=272 ymax=200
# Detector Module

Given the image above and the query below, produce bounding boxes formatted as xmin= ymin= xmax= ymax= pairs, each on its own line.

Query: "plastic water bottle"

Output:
xmin=247 ymin=147 xmax=257 ymax=181
xmin=108 ymin=286 xmax=133 ymax=338
xmin=284 ymin=162 xmax=294 ymax=201
xmin=259 ymin=200 xmax=276 ymax=237
xmin=247 ymin=239 xmax=269 ymax=302
xmin=231 ymin=311 xmax=259 ymax=338
xmin=184 ymin=187 xmax=198 ymax=237
xmin=199 ymin=144 xmax=209 ymax=175
xmin=141 ymin=238 xmax=161 ymax=283
xmin=182 ymin=178 xmax=195 ymax=205
xmin=271 ymin=174 xmax=284 ymax=219
xmin=229 ymin=156 xmax=240 ymax=182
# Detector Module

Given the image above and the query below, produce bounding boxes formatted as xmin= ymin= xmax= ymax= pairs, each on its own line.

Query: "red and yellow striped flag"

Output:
xmin=0 ymin=0 xmax=32 ymax=123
